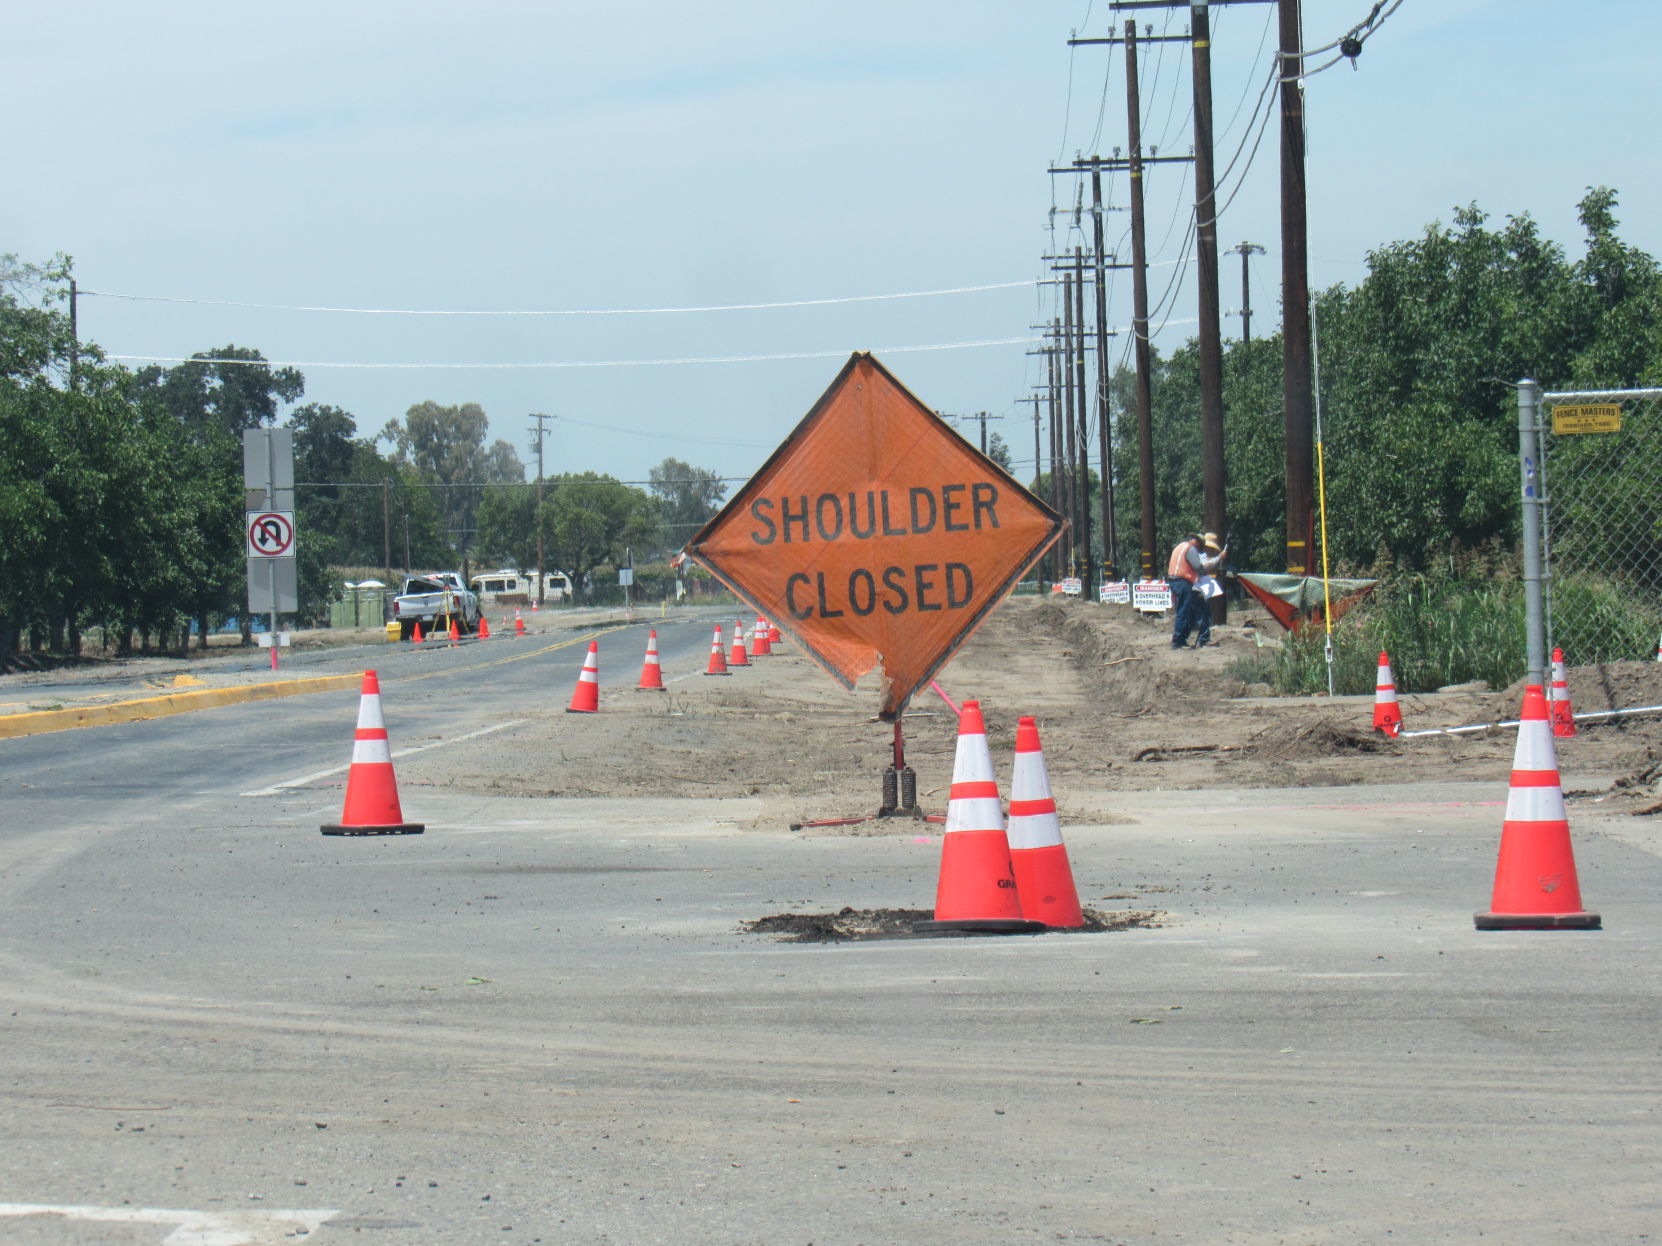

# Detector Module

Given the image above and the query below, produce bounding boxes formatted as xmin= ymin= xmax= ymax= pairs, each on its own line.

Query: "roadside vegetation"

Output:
xmin=5 ymin=187 xmax=1661 ymax=665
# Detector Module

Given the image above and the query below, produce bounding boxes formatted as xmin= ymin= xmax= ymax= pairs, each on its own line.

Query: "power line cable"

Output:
xmin=80 ymin=279 xmax=1034 ymax=317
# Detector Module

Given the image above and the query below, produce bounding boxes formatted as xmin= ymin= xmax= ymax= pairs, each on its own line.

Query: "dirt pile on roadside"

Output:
xmin=429 ymin=596 xmax=1662 ymax=827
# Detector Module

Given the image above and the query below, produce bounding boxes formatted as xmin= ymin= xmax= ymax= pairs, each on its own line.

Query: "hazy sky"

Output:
xmin=8 ymin=2 xmax=1658 ymax=487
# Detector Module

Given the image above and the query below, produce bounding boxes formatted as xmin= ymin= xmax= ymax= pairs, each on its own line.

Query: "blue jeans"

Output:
xmin=1169 ymin=577 xmax=1201 ymax=647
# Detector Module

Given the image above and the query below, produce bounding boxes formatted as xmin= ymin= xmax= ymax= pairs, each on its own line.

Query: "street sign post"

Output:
xmin=244 ymin=429 xmax=298 ymax=665
xmin=686 ymin=353 xmax=1064 ymax=720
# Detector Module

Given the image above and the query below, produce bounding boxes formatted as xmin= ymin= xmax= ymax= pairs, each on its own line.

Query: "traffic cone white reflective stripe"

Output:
xmin=728 ymin=620 xmax=750 ymax=666
xmin=1372 ymin=651 xmax=1402 ymax=736
xmin=1475 ymin=684 xmax=1598 ymax=930
xmin=322 ymin=670 xmax=423 ymax=836
xmin=751 ymin=615 xmax=772 ymax=657
xmin=1006 ymin=716 xmax=1084 ymax=927
xmin=1548 ymin=647 xmax=1576 ymax=738
xmin=915 ymin=700 xmax=1039 ymax=933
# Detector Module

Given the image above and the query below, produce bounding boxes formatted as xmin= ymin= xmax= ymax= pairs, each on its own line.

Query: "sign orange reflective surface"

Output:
xmin=686 ymin=353 xmax=1064 ymax=717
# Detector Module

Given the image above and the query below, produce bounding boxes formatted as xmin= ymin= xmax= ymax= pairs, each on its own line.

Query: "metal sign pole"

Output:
xmin=266 ymin=430 xmax=279 ymax=670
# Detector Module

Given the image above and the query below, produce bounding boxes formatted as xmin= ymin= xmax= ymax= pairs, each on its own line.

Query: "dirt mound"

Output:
xmin=742 ymin=906 xmax=1163 ymax=942
xmin=1241 ymin=718 xmax=1392 ymax=762
xmin=1476 ymin=660 xmax=1662 ymax=725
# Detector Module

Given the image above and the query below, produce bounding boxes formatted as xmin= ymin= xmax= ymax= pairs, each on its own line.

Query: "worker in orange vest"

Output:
xmin=1166 ymin=531 xmax=1224 ymax=648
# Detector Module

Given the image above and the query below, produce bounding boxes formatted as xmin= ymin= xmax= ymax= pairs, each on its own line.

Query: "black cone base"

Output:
xmin=1474 ymin=910 xmax=1600 ymax=930
xmin=321 ymin=823 xmax=425 ymax=836
xmin=912 ymin=918 xmax=1047 ymax=936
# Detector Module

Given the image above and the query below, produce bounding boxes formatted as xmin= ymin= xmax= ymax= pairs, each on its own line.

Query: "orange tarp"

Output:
xmin=687 ymin=353 xmax=1063 ymax=718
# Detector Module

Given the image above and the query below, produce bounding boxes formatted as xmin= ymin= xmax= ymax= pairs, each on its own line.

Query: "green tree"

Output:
xmin=381 ymin=401 xmax=524 ymax=559
xmin=647 ymin=457 xmax=727 ymax=550
xmin=541 ymin=474 xmax=658 ymax=584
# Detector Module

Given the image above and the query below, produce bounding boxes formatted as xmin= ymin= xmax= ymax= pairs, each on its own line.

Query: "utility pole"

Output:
xmin=1126 ymin=21 xmax=1159 ymax=581
xmin=529 ymin=413 xmax=554 ymax=604
xmin=1087 ymin=161 xmax=1119 ymax=580
xmin=1280 ymin=0 xmax=1314 ymax=575
xmin=382 ymin=479 xmax=392 ymax=575
xmin=68 ymin=278 xmax=79 ymax=391
xmin=1230 ymin=241 xmax=1265 ymax=343
xmin=1061 ymin=270 xmax=1080 ymax=577
xmin=1191 ymin=0 xmax=1228 ymax=624
xmin=1072 ymin=245 xmax=1095 ymax=598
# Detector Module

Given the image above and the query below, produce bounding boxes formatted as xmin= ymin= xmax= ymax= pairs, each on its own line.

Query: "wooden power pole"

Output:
xmin=1280 ymin=0 xmax=1314 ymax=574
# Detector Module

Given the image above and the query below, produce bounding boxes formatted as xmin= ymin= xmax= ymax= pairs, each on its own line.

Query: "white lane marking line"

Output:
xmin=241 ymin=718 xmax=527 ymax=796
xmin=0 ymin=1203 xmax=337 ymax=1245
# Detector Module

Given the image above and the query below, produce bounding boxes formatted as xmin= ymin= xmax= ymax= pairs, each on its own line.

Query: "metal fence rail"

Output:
xmin=1539 ymin=387 xmax=1662 ymax=668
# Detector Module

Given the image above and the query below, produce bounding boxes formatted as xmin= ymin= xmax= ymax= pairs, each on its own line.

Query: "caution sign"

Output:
xmin=1551 ymin=404 xmax=1622 ymax=435
xmin=686 ymin=353 xmax=1064 ymax=718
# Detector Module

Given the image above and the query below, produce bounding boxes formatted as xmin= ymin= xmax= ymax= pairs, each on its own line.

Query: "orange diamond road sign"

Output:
xmin=686 ymin=352 xmax=1064 ymax=718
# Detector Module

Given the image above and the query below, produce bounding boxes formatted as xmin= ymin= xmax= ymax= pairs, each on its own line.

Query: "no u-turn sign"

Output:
xmin=246 ymin=511 xmax=297 ymax=558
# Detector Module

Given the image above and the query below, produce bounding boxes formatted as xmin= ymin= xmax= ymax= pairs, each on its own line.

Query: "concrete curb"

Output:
xmin=0 ymin=672 xmax=364 ymax=740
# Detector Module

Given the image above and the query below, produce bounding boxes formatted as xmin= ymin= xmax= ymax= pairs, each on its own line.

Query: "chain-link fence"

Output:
xmin=1539 ymin=387 xmax=1662 ymax=666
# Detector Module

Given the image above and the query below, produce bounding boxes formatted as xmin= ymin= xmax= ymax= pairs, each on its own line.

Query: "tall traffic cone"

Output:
xmin=476 ymin=614 xmax=491 ymax=640
xmin=567 ymin=641 xmax=600 ymax=713
xmin=1006 ymin=717 xmax=1085 ymax=928
xmin=915 ymin=701 xmax=1043 ymax=934
xmin=321 ymin=671 xmax=424 ymax=836
xmin=750 ymin=616 xmax=772 ymax=657
xmin=638 ymin=629 xmax=666 ymax=690
xmin=728 ymin=620 xmax=750 ymax=667
xmin=1548 ymin=647 xmax=1576 ymax=738
xmin=514 ymin=611 xmax=526 ymax=638
xmin=411 ymin=621 xmax=425 ymax=645
xmin=1474 ymin=685 xmax=1600 ymax=930
xmin=1372 ymin=651 xmax=1402 ymax=737
xmin=705 ymin=623 xmax=729 ymax=675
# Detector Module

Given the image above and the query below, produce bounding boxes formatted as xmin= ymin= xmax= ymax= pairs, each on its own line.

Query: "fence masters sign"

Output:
xmin=1551 ymin=404 xmax=1622 ymax=434
xmin=686 ymin=353 xmax=1063 ymax=718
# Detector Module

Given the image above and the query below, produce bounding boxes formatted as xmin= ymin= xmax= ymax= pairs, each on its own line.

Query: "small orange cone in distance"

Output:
xmin=1548 ymin=647 xmax=1576 ymax=738
xmin=567 ymin=641 xmax=600 ymax=713
xmin=915 ymin=700 xmax=1044 ymax=934
xmin=321 ymin=670 xmax=424 ymax=836
xmin=411 ymin=621 xmax=425 ymax=645
xmin=729 ymin=620 xmax=750 ymax=667
xmin=477 ymin=615 xmax=491 ymax=640
xmin=449 ymin=617 xmax=460 ymax=645
xmin=638 ymin=629 xmax=666 ymax=690
xmin=770 ymin=621 xmax=783 ymax=647
xmin=1372 ymin=651 xmax=1402 ymax=737
xmin=1475 ymin=685 xmax=1599 ymax=930
xmin=705 ymin=623 xmax=729 ymax=675
xmin=751 ymin=615 xmax=772 ymax=657
xmin=1006 ymin=716 xmax=1085 ymax=928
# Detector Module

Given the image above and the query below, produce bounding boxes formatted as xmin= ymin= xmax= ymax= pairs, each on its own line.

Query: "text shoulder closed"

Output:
xmin=749 ymin=483 xmax=1003 ymax=620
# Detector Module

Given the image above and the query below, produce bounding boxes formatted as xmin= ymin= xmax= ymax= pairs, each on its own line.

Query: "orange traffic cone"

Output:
xmin=728 ymin=620 xmax=750 ymax=667
xmin=1548 ymin=647 xmax=1576 ymax=738
xmin=449 ymin=617 xmax=460 ymax=646
xmin=705 ymin=623 xmax=729 ymax=675
xmin=411 ymin=621 xmax=425 ymax=645
xmin=567 ymin=641 xmax=600 ymax=713
xmin=477 ymin=615 xmax=491 ymax=640
xmin=915 ymin=700 xmax=1043 ymax=934
xmin=1006 ymin=717 xmax=1085 ymax=927
xmin=770 ymin=621 xmax=782 ymax=647
xmin=514 ymin=611 xmax=526 ymax=638
xmin=321 ymin=671 xmax=424 ymax=836
xmin=750 ymin=615 xmax=772 ymax=657
xmin=1475 ymin=685 xmax=1600 ymax=930
xmin=638 ymin=629 xmax=666 ymax=690
xmin=1372 ymin=651 xmax=1402 ymax=737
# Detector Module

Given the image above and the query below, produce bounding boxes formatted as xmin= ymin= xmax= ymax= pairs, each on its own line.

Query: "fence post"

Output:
xmin=1518 ymin=379 xmax=1546 ymax=687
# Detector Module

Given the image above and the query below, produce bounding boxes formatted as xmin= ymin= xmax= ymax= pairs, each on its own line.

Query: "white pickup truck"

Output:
xmin=392 ymin=572 xmax=483 ymax=640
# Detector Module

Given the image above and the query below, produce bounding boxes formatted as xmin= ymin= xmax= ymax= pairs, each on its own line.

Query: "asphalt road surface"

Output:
xmin=1 ymin=623 xmax=1659 ymax=1244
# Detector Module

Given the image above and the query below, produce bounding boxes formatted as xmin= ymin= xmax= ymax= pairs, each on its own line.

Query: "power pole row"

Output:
xmin=529 ymin=412 xmax=554 ymax=605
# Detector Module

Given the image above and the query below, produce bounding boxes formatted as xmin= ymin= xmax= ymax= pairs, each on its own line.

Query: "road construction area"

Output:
xmin=1 ymin=598 xmax=1659 ymax=1243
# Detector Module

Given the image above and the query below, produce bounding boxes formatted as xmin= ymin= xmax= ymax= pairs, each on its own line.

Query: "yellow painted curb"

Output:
xmin=0 ymin=672 xmax=365 ymax=740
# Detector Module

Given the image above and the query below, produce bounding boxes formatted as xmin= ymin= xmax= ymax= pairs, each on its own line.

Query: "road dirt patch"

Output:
xmin=741 ymin=905 xmax=1163 ymax=942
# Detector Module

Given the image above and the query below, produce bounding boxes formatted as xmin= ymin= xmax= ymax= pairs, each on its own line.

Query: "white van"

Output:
xmin=470 ymin=570 xmax=574 ymax=604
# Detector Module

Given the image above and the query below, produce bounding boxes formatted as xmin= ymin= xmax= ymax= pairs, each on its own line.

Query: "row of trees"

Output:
xmin=0 ymin=258 xmax=729 ymax=658
xmin=1075 ymin=187 xmax=1660 ymax=577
